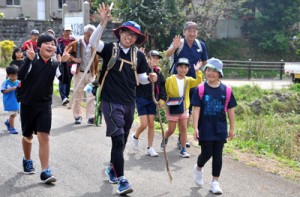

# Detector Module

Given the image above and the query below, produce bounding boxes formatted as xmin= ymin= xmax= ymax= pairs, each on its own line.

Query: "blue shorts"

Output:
xmin=20 ymin=102 xmax=52 ymax=137
xmin=136 ymin=97 xmax=156 ymax=116
xmin=101 ymin=101 xmax=135 ymax=137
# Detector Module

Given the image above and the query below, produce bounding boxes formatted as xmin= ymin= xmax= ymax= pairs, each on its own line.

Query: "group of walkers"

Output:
xmin=1 ymin=3 xmax=237 ymax=196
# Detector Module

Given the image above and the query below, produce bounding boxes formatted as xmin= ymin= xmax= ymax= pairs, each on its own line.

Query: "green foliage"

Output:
xmin=0 ymin=40 xmax=14 ymax=67
xmin=0 ymin=12 xmax=5 ymax=19
xmin=240 ymin=0 xmax=300 ymax=53
xmin=102 ymin=0 xmax=186 ymax=50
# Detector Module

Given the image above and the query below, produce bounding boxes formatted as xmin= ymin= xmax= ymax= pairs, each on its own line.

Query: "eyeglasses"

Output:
xmin=123 ymin=30 xmax=138 ymax=39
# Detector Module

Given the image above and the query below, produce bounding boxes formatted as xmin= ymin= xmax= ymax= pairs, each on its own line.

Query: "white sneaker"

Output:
xmin=210 ymin=180 xmax=223 ymax=194
xmin=131 ymin=133 xmax=139 ymax=150
xmin=193 ymin=164 xmax=203 ymax=187
xmin=179 ymin=148 xmax=190 ymax=158
xmin=62 ymin=98 xmax=69 ymax=105
xmin=145 ymin=147 xmax=158 ymax=157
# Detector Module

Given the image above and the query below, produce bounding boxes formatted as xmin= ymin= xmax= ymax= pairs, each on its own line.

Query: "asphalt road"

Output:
xmin=0 ymin=68 xmax=299 ymax=197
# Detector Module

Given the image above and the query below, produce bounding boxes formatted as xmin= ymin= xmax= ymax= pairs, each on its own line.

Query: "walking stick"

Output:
xmin=68 ymin=3 xmax=114 ymax=109
xmin=150 ymin=59 xmax=173 ymax=183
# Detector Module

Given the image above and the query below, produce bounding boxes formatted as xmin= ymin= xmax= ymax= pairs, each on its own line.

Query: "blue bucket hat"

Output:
xmin=113 ymin=21 xmax=147 ymax=45
xmin=204 ymin=57 xmax=224 ymax=77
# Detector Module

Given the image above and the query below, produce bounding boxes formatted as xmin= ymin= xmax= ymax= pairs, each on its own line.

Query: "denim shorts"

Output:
xmin=136 ymin=97 xmax=156 ymax=116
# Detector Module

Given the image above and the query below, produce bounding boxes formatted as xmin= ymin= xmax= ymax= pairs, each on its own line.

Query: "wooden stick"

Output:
xmin=150 ymin=59 xmax=173 ymax=183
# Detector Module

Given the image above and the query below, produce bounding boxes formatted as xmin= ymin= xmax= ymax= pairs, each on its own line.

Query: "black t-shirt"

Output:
xmin=98 ymin=42 xmax=148 ymax=105
xmin=10 ymin=60 xmax=24 ymax=69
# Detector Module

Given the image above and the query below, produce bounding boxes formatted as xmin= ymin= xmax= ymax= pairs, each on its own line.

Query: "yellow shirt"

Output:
xmin=165 ymin=70 xmax=203 ymax=110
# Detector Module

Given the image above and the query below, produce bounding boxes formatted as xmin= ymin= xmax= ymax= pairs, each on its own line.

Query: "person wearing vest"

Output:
xmin=191 ymin=58 xmax=237 ymax=194
xmin=90 ymin=4 xmax=157 ymax=195
xmin=166 ymin=21 xmax=209 ymax=149
xmin=57 ymin=24 xmax=76 ymax=105
xmin=66 ymin=24 xmax=98 ymax=125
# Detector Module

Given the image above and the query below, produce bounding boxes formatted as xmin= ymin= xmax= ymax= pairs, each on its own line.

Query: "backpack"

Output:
xmin=169 ymin=38 xmax=203 ymax=73
xmin=198 ymin=83 xmax=232 ymax=112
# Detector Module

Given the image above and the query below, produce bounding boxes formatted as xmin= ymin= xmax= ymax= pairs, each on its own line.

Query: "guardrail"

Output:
xmin=222 ymin=59 xmax=285 ymax=80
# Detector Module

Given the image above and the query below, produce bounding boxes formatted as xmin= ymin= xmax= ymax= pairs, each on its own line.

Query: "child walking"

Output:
xmin=162 ymin=57 xmax=202 ymax=158
xmin=18 ymin=33 xmax=71 ymax=183
xmin=191 ymin=58 xmax=237 ymax=194
xmin=1 ymin=65 xmax=20 ymax=134
xmin=131 ymin=50 xmax=166 ymax=157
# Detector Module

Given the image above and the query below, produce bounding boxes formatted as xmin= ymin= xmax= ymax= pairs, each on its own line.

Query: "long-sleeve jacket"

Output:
xmin=18 ymin=54 xmax=69 ymax=105
xmin=165 ymin=70 xmax=202 ymax=110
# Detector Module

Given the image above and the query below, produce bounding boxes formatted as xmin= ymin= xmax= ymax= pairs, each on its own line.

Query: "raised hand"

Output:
xmin=172 ymin=35 xmax=182 ymax=49
xmin=61 ymin=46 xmax=72 ymax=62
xmin=97 ymin=3 xmax=112 ymax=25
xmin=194 ymin=61 xmax=202 ymax=71
xmin=25 ymin=43 xmax=35 ymax=61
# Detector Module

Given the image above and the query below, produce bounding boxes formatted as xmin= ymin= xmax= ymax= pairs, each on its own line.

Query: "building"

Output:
xmin=0 ymin=0 xmax=91 ymax=20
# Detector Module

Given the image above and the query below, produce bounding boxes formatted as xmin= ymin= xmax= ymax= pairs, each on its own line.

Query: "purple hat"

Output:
xmin=113 ymin=21 xmax=147 ymax=45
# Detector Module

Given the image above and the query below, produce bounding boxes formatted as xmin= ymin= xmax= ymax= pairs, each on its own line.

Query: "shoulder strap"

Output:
xmin=107 ymin=43 xmax=119 ymax=69
xmin=224 ymin=85 xmax=232 ymax=112
xmin=198 ymin=82 xmax=205 ymax=99
xmin=195 ymin=39 xmax=202 ymax=53
xmin=77 ymin=40 xmax=81 ymax=58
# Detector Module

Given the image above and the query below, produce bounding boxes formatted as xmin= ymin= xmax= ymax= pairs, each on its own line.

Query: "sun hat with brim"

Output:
xmin=113 ymin=21 xmax=146 ymax=45
xmin=204 ymin=57 xmax=224 ymax=77
xmin=148 ymin=50 xmax=162 ymax=58
xmin=176 ymin=57 xmax=190 ymax=66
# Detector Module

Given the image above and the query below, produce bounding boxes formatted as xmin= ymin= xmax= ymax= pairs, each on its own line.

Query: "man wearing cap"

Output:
xmin=89 ymin=4 xmax=157 ymax=195
xmin=57 ymin=24 xmax=76 ymax=105
xmin=166 ymin=21 xmax=209 ymax=149
xmin=131 ymin=50 xmax=166 ymax=157
xmin=22 ymin=29 xmax=39 ymax=52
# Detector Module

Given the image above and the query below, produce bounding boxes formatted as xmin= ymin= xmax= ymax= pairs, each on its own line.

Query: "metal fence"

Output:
xmin=222 ymin=59 xmax=285 ymax=80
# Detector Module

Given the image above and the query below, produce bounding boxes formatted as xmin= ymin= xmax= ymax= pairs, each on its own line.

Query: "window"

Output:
xmin=58 ymin=0 xmax=65 ymax=9
xmin=6 ymin=0 xmax=20 ymax=5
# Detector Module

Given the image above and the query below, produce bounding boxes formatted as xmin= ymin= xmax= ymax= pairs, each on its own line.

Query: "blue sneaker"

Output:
xmin=105 ymin=166 xmax=118 ymax=184
xmin=4 ymin=120 xmax=10 ymax=131
xmin=160 ymin=137 xmax=169 ymax=150
xmin=117 ymin=178 xmax=133 ymax=195
xmin=9 ymin=128 xmax=18 ymax=134
xmin=22 ymin=158 xmax=35 ymax=174
xmin=40 ymin=167 xmax=57 ymax=184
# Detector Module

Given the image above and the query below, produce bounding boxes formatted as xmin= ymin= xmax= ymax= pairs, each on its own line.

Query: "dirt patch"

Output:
xmin=227 ymin=149 xmax=300 ymax=182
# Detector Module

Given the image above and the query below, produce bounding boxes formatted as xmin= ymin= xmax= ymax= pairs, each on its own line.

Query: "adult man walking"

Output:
xmin=166 ymin=21 xmax=209 ymax=149
xmin=66 ymin=24 xmax=98 ymax=125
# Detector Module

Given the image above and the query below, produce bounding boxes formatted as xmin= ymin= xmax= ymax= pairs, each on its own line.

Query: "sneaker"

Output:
xmin=160 ymin=137 xmax=169 ymax=150
xmin=186 ymin=142 xmax=191 ymax=148
xmin=117 ymin=178 xmax=133 ymax=195
xmin=105 ymin=166 xmax=118 ymax=184
xmin=87 ymin=118 xmax=94 ymax=125
xmin=40 ymin=167 xmax=57 ymax=184
xmin=131 ymin=133 xmax=139 ymax=150
xmin=22 ymin=158 xmax=35 ymax=174
xmin=74 ymin=116 xmax=82 ymax=124
xmin=210 ymin=180 xmax=223 ymax=194
xmin=145 ymin=147 xmax=158 ymax=157
xmin=193 ymin=164 xmax=203 ymax=187
xmin=179 ymin=148 xmax=190 ymax=158
xmin=4 ymin=120 xmax=10 ymax=131
xmin=9 ymin=128 xmax=18 ymax=134
xmin=62 ymin=98 xmax=69 ymax=105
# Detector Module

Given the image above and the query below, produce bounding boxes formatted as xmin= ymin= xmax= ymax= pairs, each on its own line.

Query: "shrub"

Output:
xmin=0 ymin=40 xmax=15 ymax=67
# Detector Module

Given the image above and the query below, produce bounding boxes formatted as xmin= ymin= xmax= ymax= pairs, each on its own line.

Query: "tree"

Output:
xmin=240 ymin=0 xmax=300 ymax=53
xmin=185 ymin=0 xmax=242 ymax=39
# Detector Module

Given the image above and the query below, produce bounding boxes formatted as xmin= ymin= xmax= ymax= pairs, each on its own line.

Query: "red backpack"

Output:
xmin=198 ymin=83 xmax=232 ymax=112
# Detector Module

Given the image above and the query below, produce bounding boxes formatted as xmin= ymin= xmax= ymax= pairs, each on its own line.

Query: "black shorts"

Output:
xmin=20 ymin=103 xmax=52 ymax=137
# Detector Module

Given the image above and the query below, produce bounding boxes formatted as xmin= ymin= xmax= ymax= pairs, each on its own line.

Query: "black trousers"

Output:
xmin=197 ymin=141 xmax=225 ymax=177
xmin=110 ymin=133 xmax=129 ymax=178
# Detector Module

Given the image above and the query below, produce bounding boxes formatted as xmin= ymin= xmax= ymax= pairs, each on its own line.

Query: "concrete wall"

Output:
xmin=215 ymin=18 xmax=243 ymax=39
